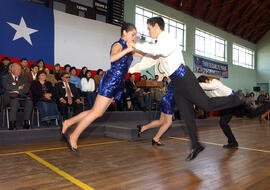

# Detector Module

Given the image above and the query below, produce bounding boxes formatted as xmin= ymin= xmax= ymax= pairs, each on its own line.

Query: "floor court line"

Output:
xmin=26 ymin=152 xmax=95 ymax=190
xmin=170 ymin=137 xmax=270 ymax=154
xmin=0 ymin=140 xmax=125 ymax=157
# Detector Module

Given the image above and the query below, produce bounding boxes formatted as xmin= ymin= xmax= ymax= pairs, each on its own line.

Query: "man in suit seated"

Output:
xmin=54 ymin=72 xmax=83 ymax=121
xmin=2 ymin=63 xmax=33 ymax=129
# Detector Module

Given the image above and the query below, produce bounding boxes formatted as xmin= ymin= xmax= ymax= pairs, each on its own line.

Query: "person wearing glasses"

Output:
xmin=61 ymin=23 xmax=143 ymax=151
xmin=54 ymin=72 xmax=83 ymax=121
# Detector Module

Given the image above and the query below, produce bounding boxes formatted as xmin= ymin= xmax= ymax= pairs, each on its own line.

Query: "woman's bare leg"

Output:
xmin=153 ymin=114 xmax=172 ymax=142
xmin=141 ymin=113 xmax=166 ymax=133
xmin=62 ymin=110 xmax=91 ymax=134
xmin=262 ymin=110 xmax=270 ymax=120
xmin=69 ymin=95 xmax=113 ymax=148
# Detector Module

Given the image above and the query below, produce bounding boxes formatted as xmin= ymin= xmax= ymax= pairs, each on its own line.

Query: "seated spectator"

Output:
xmin=30 ymin=70 xmax=59 ymax=126
xmin=162 ymin=76 xmax=169 ymax=91
xmin=257 ymin=91 xmax=266 ymax=105
xmin=54 ymin=72 xmax=83 ymax=121
xmin=126 ymin=74 xmax=147 ymax=111
xmin=64 ymin=64 xmax=71 ymax=73
xmin=36 ymin=59 xmax=45 ymax=70
xmin=7 ymin=62 xmax=13 ymax=73
xmin=70 ymin=67 xmax=82 ymax=90
xmin=2 ymin=63 xmax=33 ymax=129
xmin=52 ymin=63 xmax=62 ymax=81
xmin=44 ymin=67 xmax=57 ymax=87
xmin=81 ymin=70 xmax=96 ymax=109
xmin=94 ymin=69 xmax=103 ymax=90
xmin=248 ymin=92 xmax=256 ymax=108
xmin=78 ymin=66 xmax=87 ymax=79
xmin=26 ymin=64 xmax=39 ymax=86
xmin=265 ymin=93 xmax=270 ymax=102
xmin=0 ymin=57 xmax=11 ymax=74
xmin=20 ymin=58 xmax=29 ymax=77
xmin=154 ymin=75 xmax=159 ymax=81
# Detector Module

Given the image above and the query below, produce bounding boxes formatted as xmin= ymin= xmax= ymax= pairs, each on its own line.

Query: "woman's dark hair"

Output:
xmin=37 ymin=70 xmax=47 ymax=80
xmin=70 ymin=67 xmax=77 ymax=73
xmin=82 ymin=66 xmax=87 ymax=72
xmin=147 ymin=17 xmax=165 ymax=31
xmin=36 ymin=59 xmax=44 ymax=65
xmin=162 ymin=76 xmax=167 ymax=81
xmin=250 ymin=92 xmax=255 ymax=96
xmin=96 ymin=69 xmax=103 ymax=75
xmin=121 ymin=22 xmax=136 ymax=36
xmin=20 ymin=58 xmax=28 ymax=62
xmin=30 ymin=64 xmax=38 ymax=71
xmin=197 ymin=75 xmax=209 ymax=83
xmin=64 ymin=64 xmax=71 ymax=70
xmin=53 ymin=63 xmax=61 ymax=73
xmin=85 ymin=70 xmax=92 ymax=78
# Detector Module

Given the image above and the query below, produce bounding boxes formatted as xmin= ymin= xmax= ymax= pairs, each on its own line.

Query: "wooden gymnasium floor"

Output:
xmin=1 ymin=118 xmax=270 ymax=190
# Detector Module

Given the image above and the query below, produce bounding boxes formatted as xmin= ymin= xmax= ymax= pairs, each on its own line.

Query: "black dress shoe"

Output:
xmin=9 ymin=121 xmax=16 ymax=130
xmin=152 ymin=139 xmax=164 ymax=146
xmin=223 ymin=143 xmax=238 ymax=149
xmin=23 ymin=120 xmax=30 ymax=129
xmin=185 ymin=145 xmax=205 ymax=161
xmin=137 ymin=125 xmax=143 ymax=137
xmin=62 ymin=133 xmax=78 ymax=152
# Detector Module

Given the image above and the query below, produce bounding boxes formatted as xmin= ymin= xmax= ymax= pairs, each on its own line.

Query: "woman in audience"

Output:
xmin=26 ymin=64 xmax=39 ymax=86
xmin=44 ymin=67 xmax=58 ymax=87
xmin=162 ymin=76 xmax=169 ymax=91
xmin=36 ymin=59 xmax=45 ymax=70
xmin=78 ymin=66 xmax=88 ymax=79
xmin=52 ymin=63 xmax=62 ymax=81
xmin=69 ymin=67 xmax=82 ymax=90
xmin=94 ymin=69 xmax=103 ymax=90
xmin=64 ymin=64 xmax=71 ymax=73
xmin=62 ymin=23 xmax=139 ymax=151
xmin=30 ymin=70 xmax=59 ymax=126
xmin=81 ymin=70 xmax=96 ymax=109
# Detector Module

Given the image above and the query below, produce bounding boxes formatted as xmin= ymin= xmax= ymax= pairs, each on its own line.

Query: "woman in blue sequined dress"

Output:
xmin=62 ymin=23 xmax=140 ymax=151
xmin=137 ymin=83 xmax=175 ymax=146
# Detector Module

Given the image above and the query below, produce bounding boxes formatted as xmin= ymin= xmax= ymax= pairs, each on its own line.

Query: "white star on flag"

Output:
xmin=7 ymin=17 xmax=38 ymax=46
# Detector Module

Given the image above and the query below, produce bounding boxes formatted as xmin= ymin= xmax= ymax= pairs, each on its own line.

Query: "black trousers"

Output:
xmin=172 ymin=67 xmax=241 ymax=149
xmin=219 ymin=108 xmax=238 ymax=144
xmin=58 ymin=99 xmax=83 ymax=120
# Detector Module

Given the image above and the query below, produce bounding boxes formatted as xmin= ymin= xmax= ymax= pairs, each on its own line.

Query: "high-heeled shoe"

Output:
xmin=137 ymin=125 xmax=143 ymax=137
xmin=62 ymin=133 xmax=78 ymax=152
xmin=152 ymin=139 xmax=164 ymax=146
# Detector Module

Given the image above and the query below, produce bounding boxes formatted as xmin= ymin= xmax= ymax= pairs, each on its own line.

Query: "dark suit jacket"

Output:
xmin=2 ymin=73 xmax=29 ymax=97
xmin=30 ymin=80 xmax=54 ymax=104
xmin=54 ymin=82 xmax=81 ymax=102
xmin=25 ymin=72 xmax=36 ymax=86
xmin=125 ymin=79 xmax=137 ymax=97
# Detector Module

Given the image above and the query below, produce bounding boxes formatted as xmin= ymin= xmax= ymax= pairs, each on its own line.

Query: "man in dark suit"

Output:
xmin=54 ymin=72 xmax=83 ymax=121
xmin=2 ymin=63 xmax=33 ymax=129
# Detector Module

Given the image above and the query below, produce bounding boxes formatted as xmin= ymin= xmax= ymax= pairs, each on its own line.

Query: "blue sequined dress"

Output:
xmin=159 ymin=83 xmax=175 ymax=115
xmin=97 ymin=38 xmax=133 ymax=100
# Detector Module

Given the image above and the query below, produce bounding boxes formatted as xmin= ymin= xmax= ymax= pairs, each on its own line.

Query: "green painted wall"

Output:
xmin=124 ymin=0 xmax=257 ymax=93
xmin=257 ymin=31 xmax=270 ymax=84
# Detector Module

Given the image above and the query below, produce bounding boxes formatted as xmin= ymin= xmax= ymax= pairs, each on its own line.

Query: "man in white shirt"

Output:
xmin=198 ymin=76 xmax=239 ymax=148
xmin=129 ymin=17 xmax=246 ymax=161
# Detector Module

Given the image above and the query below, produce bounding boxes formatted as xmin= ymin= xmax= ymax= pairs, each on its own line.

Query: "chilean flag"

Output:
xmin=0 ymin=0 xmax=120 ymax=70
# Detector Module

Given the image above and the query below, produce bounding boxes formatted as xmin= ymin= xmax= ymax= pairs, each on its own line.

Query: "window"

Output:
xmin=233 ymin=44 xmax=254 ymax=69
xmin=195 ymin=29 xmax=226 ymax=62
xmin=135 ymin=6 xmax=185 ymax=50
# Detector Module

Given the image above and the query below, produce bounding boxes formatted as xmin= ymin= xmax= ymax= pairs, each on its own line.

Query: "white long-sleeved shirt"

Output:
xmin=129 ymin=32 xmax=185 ymax=76
xmin=81 ymin=78 xmax=95 ymax=92
xmin=199 ymin=79 xmax=233 ymax=97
